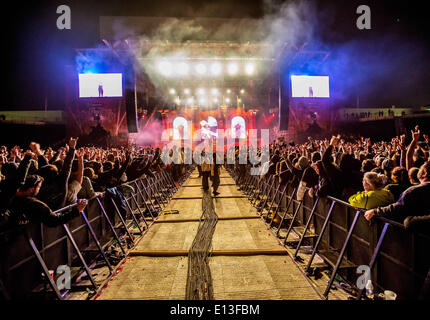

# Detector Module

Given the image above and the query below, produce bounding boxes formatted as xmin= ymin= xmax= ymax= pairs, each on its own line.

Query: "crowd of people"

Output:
xmin=253 ymin=126 xmax=430 ymax=232
xmin=1 ymin=125 xmax=429 ymax=233
xmin=0 ymin=138 xmax=171 ymax=230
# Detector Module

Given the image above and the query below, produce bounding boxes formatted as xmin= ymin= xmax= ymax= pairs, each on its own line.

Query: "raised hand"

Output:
xmin=69 ymin=137 xmax=78 ymax=149
xmin=411 ymin=129 xmax=420 ymax=143
xmin=76 ymin=199 xmax=88 ymax=212
xmin=76 ymin=148 xmax=85 ymax=159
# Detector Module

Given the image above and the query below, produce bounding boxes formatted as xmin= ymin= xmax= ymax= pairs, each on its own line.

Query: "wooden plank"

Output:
xmin=129 ymin=248 xmax=288 ymax=257
xmin=153 ymin=216 xmax=261 ymax=223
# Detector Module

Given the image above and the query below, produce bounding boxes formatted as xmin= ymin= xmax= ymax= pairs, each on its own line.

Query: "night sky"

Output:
xmin=2 ymin=0 xmax=429 ymax=110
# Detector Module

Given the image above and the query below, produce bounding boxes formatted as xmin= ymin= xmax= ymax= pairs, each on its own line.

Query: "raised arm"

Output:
xmin=406 ymin=129 xmax=420 ymax=170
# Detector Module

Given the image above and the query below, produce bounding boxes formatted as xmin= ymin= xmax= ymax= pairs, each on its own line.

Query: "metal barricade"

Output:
xmin=0 ymin=167 xmax=190 ymax=300
xmin=236 ymin=167 xmax=430 ymax=300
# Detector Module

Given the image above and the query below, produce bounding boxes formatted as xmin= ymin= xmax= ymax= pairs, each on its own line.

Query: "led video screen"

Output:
xmin=78 ymin=73 xmax=123 ymax=98
xmin=291 ymin=75 xmax=330 ymax=98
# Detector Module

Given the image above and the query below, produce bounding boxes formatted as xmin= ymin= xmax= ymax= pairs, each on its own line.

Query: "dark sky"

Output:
xmin=2 ymin=0 xmax=430 ymax=110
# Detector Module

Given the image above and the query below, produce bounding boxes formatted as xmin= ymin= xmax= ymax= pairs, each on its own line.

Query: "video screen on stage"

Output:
xmin=78 ymin=73 xmax=123 ymax=98
xmin=291 ymin=75 xmax=330 ymax=98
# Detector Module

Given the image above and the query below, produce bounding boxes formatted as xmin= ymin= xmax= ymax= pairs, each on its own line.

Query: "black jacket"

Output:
xmin=374 ymin=182 xmax=430 ymax=231
xmin=8 ymin=196 xmax=79 ymax=227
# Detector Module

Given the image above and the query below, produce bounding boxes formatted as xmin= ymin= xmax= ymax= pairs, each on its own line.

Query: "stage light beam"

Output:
xmin=210 ymin=62 xmax=222 ymax=76
xmin=227 ymin=63 xmax=239 ymax=75
xmin=176 ymin=62 xmax=189 ymax=76
xmin=157 ymin=60 xmax=172 ymax=77
xmin=195 ymin=63 xmax=207 ymax=76
xmin=245 ymin=63 xmax=255 ymax=75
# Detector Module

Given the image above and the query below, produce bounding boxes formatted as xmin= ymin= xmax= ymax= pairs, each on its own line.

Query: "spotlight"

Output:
xmin=238 ymin=98 xmax=242 ymax=103
xmin=226 ymin=89 xmax=231 ymax=94
xmin=195 ymin=63 xmax=207 ymax=75
xmin=197 ymin=88 xmax=205 ymax=95
xmin=175 ymin=98 xmax=180 ymax=104
xmin=245 ymin=63 xmax=255 ymax=75
xmin=226 ymin=98 xmax=231 ymax=103
xmin=199 ymin=97 xmax=206 ymax=105
xmin=169 ymin=88 xmax=176 ymax=95
xmin=210 ymin=62 xmax=222 ymax=76
xmin=240 ymin=89 xmax=245 ymax=94
xmin=176 ymin=62 xmax=189 ymax=76
xmin=213 ymin=98 xmax=218 ymax=103
xmin=184 ymin=88 xmax=190 ymax=95
xmin=227 ymin=63 xmax=238 ymax=75
xmin=187 ymin=97 xmax=194 ymax=104
xmin=157 ymin=60 xmax=172 ymax=76
xmin=211 ymin=88 xmax=218 ymax=95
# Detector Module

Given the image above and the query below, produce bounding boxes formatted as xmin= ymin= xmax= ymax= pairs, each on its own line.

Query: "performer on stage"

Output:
xmin=200 ymin=120 xmax=218 ymax=140
xmin=98 ymin=84 xmax=104 ymax=97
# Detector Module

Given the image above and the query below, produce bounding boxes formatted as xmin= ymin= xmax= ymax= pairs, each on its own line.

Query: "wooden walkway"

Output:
xmin=96 ymin=169 xmax=345 ymax=300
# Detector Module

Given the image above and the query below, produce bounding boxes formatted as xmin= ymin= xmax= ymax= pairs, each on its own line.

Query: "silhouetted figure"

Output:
xmin=98 ymin=84 xmax=103 ymax=97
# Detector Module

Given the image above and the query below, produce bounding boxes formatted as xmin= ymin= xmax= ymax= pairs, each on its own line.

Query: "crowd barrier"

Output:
xmin=227 ymin=163 xmax=430 ymax=300
xmin=0 ymin=166 xmax=193 ymax=300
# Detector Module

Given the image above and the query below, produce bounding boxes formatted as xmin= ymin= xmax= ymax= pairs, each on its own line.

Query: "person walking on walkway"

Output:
xmin=201 ymin=151 xmax=212 ymax=191
xmin=211 ymin=152 xmax=221 ymax=196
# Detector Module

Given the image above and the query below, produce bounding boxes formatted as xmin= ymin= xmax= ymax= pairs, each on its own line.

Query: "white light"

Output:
xmin=240 ymin=89 xmax=245 ymax=94
xmin=199 ymin=97 xmax=206 ymax=104
xmin=169 ymin=88 xmax=176 ymax=95
xmin=226 ymin=89 xmax=231 ymax=94
xmin=184 ymin=88 xmax=190 ymax=95
xmin=211 ymin=88 xmax=218 ymax=95
xmin=238 ymin=98 xmax=242 ymax=102
xmin=195 ymin=63 xmax=207 ymax=75
xmin=213 ymin=98 xmax=218 ymax=103
xmin=175 ymin=98 xmax=180 ymax=104
xmin=197 ymin=88 xmax=205 ymax=95
xmin=227 ymin=63 xmax=238 ymax=75
xmin=187 ymin=97 xmax=194 ymax=104
xmin=245 ymin=63 xmax=255 ymax=75
xmin=226 ymin=98 xmax=231 ymax=103
xmin=157 ymin=60 xmax=172 ymax=76
xmin=176 ymin=62 xmax=189 ymax=76
xmin=210 ymin=62 xmax=222 ymax=76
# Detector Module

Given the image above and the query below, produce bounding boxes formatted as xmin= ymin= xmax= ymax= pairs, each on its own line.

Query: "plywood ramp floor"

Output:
xmin=97 ymin=169 xmax=334 ymax=300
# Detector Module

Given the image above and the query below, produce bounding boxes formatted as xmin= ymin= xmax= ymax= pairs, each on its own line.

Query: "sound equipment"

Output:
xmin=278 ymin=73 xmax=290 ymax=131
xmin=125 ymin=65 xmax=138 ymax=133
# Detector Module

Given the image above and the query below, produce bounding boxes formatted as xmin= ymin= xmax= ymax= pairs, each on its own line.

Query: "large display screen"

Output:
xmin=291 ymin=75 xmax=330 ymax=98
xmin=78 ymin=73 xmax=123 ymax=98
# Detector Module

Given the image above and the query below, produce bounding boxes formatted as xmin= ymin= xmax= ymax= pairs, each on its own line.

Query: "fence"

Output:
xmin=0 ymin=166 xmax=192 ymax=300
xmin=228 ymin=163 xmax=430 ymax=300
